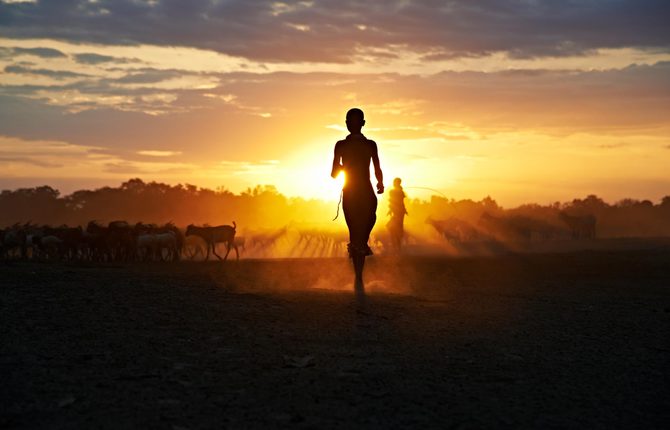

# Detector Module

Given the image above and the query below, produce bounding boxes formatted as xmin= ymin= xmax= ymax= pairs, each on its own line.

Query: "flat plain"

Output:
xmin=2 ymin=250 xmax=669 ymax=429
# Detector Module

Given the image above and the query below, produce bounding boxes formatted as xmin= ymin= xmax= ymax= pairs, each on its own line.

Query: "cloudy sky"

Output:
xmin=1 ymin=0 xmax=669 ymax=205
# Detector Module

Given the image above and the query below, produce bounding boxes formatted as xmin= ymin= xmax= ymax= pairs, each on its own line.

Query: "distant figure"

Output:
xmin=387 ymin=177 xmax=408 ymax=251
xmin=331 ymin=108 xmax=384 ymax=294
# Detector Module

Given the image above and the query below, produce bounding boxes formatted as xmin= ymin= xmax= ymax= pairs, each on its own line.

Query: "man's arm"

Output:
xmin=371 ymin=140 xmax=384 ymax=194
xmin=331 ymin=141 xmax=342 ymax=178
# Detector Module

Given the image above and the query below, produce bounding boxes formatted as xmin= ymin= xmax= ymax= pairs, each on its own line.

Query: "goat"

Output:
xmin=2 ymin=224 xmax=27 ymax=259
xmin=137 ymin=231 xmax=177 ymax=261
xmin=185 ymin=222 xmax=237 ymax=261
xmin=183 ymin=234 xmax=207 ymax=260
xmin=35 ymin=235 xmax=64 ymax=260
xmin=86 ymin=221 xmax=110 ymax=261
xmin=107 ymin=220 xmax=135 ymax=261
xmin=43 ymin=225 xmax=84 ymax=260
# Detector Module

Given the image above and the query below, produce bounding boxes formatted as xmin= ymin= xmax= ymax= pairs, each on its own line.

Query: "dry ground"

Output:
xmin=1 ymin=251 xmax=669 ymax=429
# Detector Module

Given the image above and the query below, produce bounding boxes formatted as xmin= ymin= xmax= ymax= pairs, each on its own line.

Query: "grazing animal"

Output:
xmin=24 ymin=224 xmax=46 ymax=258
xmin=1 ymin=224 xmax=27 ymax=259
xmin=136 ymin=233 xmax=154 ymax=260
xmin=86 ymin=221 xmax=110 ymax=261
xmin=161 ymin=222 xmax=184 ymax=260
xmin=185 ymin=222 xmax=238 ymax=261
xmin=43 ymin=226 xmax=84 ymax=260
xmin=137 ymin=231 xmax=178 ymax=261
xmin=135 ymin=222 xmax=183 ymax=261
xmin=183 ymin=234 xmax=207 ymax=260
xmin=559 ymin=212 xmax=596 ymax=239
xmin=107 ymin=220 xmax=135 ymax=261
xmin=36 ymin=235 xmax=64 ymax=259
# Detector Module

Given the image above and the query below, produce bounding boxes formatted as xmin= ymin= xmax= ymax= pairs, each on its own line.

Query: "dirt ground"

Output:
xmin=1 ymin=250 xmax=669 ymax=429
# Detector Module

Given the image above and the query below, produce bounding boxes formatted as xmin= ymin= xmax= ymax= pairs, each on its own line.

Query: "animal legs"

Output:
xmin=211 ymin=243 xmax=223 ymax=261
xmin=222 ymin=243 xmax=232 ymax=261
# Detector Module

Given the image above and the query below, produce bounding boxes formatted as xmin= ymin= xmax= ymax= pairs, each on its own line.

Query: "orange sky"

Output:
xmin=1 ymin=1 xmax=669 ymax=206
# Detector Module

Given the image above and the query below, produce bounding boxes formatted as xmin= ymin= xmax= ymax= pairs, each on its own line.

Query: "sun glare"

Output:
xmin=333 ymin=170 xmax=345 ymax=190
xmin=280 ymin=141 xmax=349 ymax=201
xmin=307 ymin=169 xmax=344 ymax=202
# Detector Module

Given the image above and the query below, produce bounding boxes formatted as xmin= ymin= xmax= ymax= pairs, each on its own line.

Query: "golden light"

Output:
xmin=279 ymin=139 xmax=347 ymax=202
xmin=333 ymin=170 xmax=346 ymax=190
xmin=296 ymin=164 xmax=345 ymax=202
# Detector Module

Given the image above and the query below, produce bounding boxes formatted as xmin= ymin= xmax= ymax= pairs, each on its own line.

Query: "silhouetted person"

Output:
xmin=387 ymin=177 xmax=407 ymax=251
xmin=331 ymin=108 xmax=384 ymax=295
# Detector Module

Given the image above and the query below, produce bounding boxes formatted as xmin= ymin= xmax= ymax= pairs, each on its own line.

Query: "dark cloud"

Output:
xmin=4 ymin=64 xmax=90 ymax=79
xmin=73 ymin=52 xmax=141 ymax=65
xmin=0 ymin=0 xmax=668 ymax=62
xmin=0 ymin=46 xmax=67 ymax=59
xmin=11 ymin=46 xmax=67 ymax=58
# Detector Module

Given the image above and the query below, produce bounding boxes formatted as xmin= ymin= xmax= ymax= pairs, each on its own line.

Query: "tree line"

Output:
xmin=1 ymin=178 xmax=669 ymax=238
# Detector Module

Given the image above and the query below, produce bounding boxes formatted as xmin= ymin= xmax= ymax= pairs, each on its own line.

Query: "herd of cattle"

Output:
xmin=0 ymin=221 xmax=239 ymax=262
xmin=0 ymin=211 xmax=597 ymax=261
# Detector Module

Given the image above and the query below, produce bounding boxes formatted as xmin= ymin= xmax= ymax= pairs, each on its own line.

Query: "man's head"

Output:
xmin=346 ymin=108 xmax=365 ymax=133
xmin=393 ymin=177 xmax=402 ymax=188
